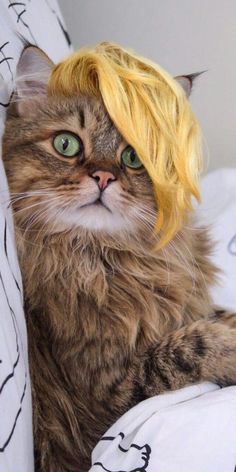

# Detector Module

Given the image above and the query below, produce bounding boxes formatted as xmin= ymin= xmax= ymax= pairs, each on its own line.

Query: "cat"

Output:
xmin=2 ymin=43 xmax=236 ymax=472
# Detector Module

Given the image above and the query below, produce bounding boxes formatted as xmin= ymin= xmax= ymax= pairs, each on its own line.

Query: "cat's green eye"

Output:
xmin=53 ymin=132 xmax=82 ymax=157
xmin=121 ymin=146 xmax=143 ymax=169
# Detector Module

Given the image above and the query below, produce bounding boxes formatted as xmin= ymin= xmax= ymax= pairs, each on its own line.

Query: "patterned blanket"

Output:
xmin=0 ymin=1 xmax=70 ymax=470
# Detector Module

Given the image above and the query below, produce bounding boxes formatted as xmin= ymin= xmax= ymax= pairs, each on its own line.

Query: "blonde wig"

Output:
xmin=47 ymin=42 xmax=202 ymax=246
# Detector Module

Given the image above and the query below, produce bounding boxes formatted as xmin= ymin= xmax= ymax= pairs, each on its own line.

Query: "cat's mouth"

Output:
xmin=80 ymin=197 xmax=112 ymax=213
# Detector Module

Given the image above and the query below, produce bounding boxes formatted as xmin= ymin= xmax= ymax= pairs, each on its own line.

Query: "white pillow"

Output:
xmin=199 ymin=168 xmax=236 ymax=310
xmin=90 ymin=383 xmax=236 ymax=472
xmin=0 ymin=1 xmax=71 ymax=470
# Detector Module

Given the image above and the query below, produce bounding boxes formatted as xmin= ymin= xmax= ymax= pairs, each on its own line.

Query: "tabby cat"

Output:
xmin=2 ymin=44 xmax=236 ymax=472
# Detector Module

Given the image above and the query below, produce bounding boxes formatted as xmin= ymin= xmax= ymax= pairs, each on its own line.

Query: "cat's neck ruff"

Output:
xmin=16 ymin=224 xmax=215 ymax=351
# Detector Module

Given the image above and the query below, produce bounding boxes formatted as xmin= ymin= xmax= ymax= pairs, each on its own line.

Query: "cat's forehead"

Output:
xmin=51 ymin=94 xmax=124 ymax=153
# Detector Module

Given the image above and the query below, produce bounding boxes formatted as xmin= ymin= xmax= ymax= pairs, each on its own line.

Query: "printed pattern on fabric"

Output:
xmin=93 ymin=433 xmax=151 ymax=472
xmin=0 ymin=1 xmax=71 ymax=471
xmin=90 ymin=383 xmax=236 ymax=472
xmin=0 ymin=200 xmax=27 ymax=454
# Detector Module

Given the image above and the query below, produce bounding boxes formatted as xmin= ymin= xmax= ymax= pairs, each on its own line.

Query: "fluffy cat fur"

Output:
xmin=2 ymin=44 xmax=236 ymax=472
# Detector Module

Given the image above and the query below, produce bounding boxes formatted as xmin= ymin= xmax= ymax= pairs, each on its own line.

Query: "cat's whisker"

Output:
xmin=45 ymin=199 xmax=73 ymax=237
xmin=0 ymin=191 xmax=53 ymax=205
xmin=12 ymin=196 xmax=63 ymax=216
xmin=4 ymin=189 xmax=60 ymax=207
xmin=9 ymin=190 xmax=65 ymax=203
xmin=16 ymin=212 xmax=49 ymax=243
xmin=20 ymin=206 xmax=52 ymax=230
xmin=7 ymin=194 xmax=55 ymax=208
xmin=23 ymin=208 xmax=61 ymax=242
xmin=137 ymin=211 xmax=156 ymax=225
xmin=135 ymin=218 xmax=154 ymax=233
xmin=135 ymin=207 xmax=157 ymax=225
xmin=32 ymin=196 xmax=77 ymax=240
xmin=132 ymin=209 xmax=156 ymax=232
xmin=134 ymin=203 xmax=156 ymax=217
xmin=14 ymin=196 xmax=67 ymax=239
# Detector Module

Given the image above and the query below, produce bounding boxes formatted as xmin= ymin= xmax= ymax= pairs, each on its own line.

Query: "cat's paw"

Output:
xmin=200 ymin=321 xmax=236 ymax=387
xmin=212 ymin=308 xmax=236 ymax=330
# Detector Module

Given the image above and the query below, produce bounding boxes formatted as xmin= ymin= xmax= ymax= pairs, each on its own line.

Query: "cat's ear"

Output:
xmin=15 ymin=46 xmax=54 ymax=115
xmin=175 ymin=72 xmax=205 ymax=97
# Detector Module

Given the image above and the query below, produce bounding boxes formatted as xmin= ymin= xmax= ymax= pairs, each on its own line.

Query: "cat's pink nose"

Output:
xmin=91 ymin=171 xmax=116 ymax=191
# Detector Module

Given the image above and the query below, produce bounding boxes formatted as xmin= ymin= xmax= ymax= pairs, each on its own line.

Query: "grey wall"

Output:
xmin=58 ymin=0 xmax=236 ymax=171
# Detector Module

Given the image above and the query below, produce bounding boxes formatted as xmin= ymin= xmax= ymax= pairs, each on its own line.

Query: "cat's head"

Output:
xmin=2 ymin=43 xmax=202 ymax=246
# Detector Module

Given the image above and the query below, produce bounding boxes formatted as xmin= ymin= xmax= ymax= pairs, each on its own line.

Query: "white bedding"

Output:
xmin=0 ymin=2 xmax=235 ymax=470
xmin=0 ymin=1 xmax=71 ymax=470
xmin=200 ymin=168 xmax=236 ymax=311
xmin=90 ymin=383 xmax=236 ymax=472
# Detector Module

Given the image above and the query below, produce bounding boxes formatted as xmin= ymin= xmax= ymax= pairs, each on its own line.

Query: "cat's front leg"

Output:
xmin=134 ymin=320 xmax=236 ymax=397
xmin=212 ymin=308 xmax=236 ymax=330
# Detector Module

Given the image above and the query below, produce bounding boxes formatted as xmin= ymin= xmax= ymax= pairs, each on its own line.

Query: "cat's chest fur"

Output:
xmin=17 ymin=228 xmax=215 ymax=470
xmin=23 ymin=236 xmax=163 ymax=353
xmin=19 ymin=228 xmax=213 ymax=373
